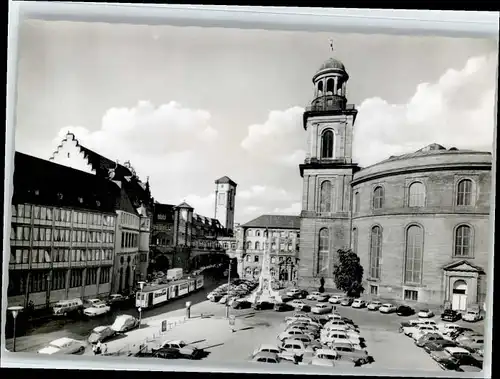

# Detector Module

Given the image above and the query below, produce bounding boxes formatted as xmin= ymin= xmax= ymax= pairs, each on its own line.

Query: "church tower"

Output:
xmin=298 ymin=45 xmax=360 ymax=289
xmin=214 ymin=176 xmax=237 ymax=235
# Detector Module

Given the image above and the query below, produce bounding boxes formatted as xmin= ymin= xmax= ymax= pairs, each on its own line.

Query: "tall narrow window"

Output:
xmin=317 ymin=228 xmax=329 ymax=275
xmin=246 ymin=241 xmax=251 ymax=249
xmin=352 ymin=227 xmax=358 ymax=253
xmin=457 ymin=179 xmax=473 ymax=206
xmin=319 ymin=181 xmax=332 ymax=212
xmin=373 ymin=186 xmax=384 ymax=209
xmin=408 ymin=182 xmax=426 ymax=207
xmin=321 ymin=130 xmax=334 ymax=159
xmin=454 ymin=225 xmax=472 ymax=257
xmin=369 ymin=226 xmax=382 ymax=279
xmin=354 ymin=191 xmax=360 ymax=212
xmin=404 ymin=225 xmax=424 ymax=284
xmin=255 ymin=242 xmax=260 ymax=250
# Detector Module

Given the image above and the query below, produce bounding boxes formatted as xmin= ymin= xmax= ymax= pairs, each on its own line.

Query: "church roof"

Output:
xmin=317 ymin=57 xmax=346 ymax=72
xmin=175 ymin=201 xmax=193 ymax=209
xmin=215 ymin=176 xmax=237 ymax=187
xmin=12 ymin=152 xmax=121 ymax=213
xmin=242 ymin=214 xmax=301 ymax=229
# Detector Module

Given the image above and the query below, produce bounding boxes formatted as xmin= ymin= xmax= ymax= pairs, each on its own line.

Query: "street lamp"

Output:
xmin=185 ymin=301 xmax=192 ymax=319
xmin=226 ymin=260 xmax=231 ymax=319
xmin=137 ymin=281 xmax=145 ymax=329
xmin=8 ymin=306 xmax=23 ymax=352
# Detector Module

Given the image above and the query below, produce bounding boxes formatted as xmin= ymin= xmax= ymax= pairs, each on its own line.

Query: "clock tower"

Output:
xmin=173 ymin=201 xmax=194 ymax=247
xmin=297 ymin=47 xmax=360 ymax=289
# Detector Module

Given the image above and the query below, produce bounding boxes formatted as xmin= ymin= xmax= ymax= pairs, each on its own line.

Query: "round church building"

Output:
xmin=351 ymin=143 xmax=492 ymax=310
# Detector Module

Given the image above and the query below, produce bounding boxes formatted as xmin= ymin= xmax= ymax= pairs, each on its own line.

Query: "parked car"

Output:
xmin=111 ymin=314 xmax=139 ymax=333
xmin=83 ymin=298 xmax=105 ymax=309
xmin=321 ymin=330 xmax=362 ymax=348
xmin=280 ymin=339 xmax=308 ymax=356
xmin=456 ymin=334 xmax=484 ymax=350
xmin=330 ymin=342 xmax=371 ymax=364
xmin=251 ymin=352 xmax=281 ymax=363
xmin=313 ymin=349 xmax=339 ymax=363
xmin=83 ymin=303 xmax=111 ymax=317
xmin=423 ymin=339 xmax=458 ymax=354
xmin=351 ymin=299 xmax=366 ymax=309
xmin=400 ymin=319 xmax=424 ymax=334
xmin=412 ymin=325 xmax=440 ymax=341
xmin=311 ymin=303 xmax=333 ymax=314
xmin=379 ymin=303 xmax=397 ymax=314
xmin=316 ymin=294 xmax=330 ymax=302
xmin=462 ymin=308 xmax=482 ymax=322
xmin=448 ymin=328 xmax=476 ymax=341
xmin=367 ymin=301 xmax=383 ymax=311
xmin=107 ymin=294 xmax=127 ymax=306
xmin=274 ymin=302 xmax=294 ymax=312
xmin=396 ymin=305 xmax=415 ymax=316
xmin=253 ymin=301 xmax=274 ymax=310
xmin=150 ymin=347 xmax=181 ymax=360
xmin=52 ymin=299 xmax=83 ymax=316
xmin=88 ymin=326 xmax=116 ymax=344
xmin=441 ymin=309 xmax=461 ymax=322
xmin=328 ymin=295 xmax=343 ymax=304
xmin=289 ymin=299 xmax=307 ymax=309
xmin=437 ymin=323 xmax=461 ymax=337
xmin=232 ymin=300 xmax=252 ymax=309
xmin=159 ymin=340 xmax=203 ymax=359
xmin=38 ymin=337 xmax=86 ymax=355
xmin=432 ymin=347 xmax=481 ymax=371
xmin=340 ymin=298 xmax=354 ymax=306
xmin=295 ymin=290 xmax=309 ymax=299
xmin=417 ymin=309 xmax=435 ymax=318
xmin=252 ymin=344 xmax=281 ymax=357
xmin=415 ymin=332 xmax=443 ymax=347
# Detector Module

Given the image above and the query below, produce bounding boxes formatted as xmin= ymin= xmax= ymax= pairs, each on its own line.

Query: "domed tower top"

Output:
xmin=309 ymin=40 xmax=350 ymax=114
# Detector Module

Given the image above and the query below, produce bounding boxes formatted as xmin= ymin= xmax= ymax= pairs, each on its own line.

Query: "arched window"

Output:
xmin=271 ymin=256 xmax=276 ymax=264
xmin=373 ymin=186 xmax=384 ymax=209
xmin=245 ymin=267 xmax=252 ymax=276
xmin=319 ymin=181 xmax=332 ymax=212
xmin=454 ymin=225 xmax=472 ymax=257
xmin=317 ymin=228 xmax=329 ymax=275
xmin=255 ymin=241 xmax=260 ymax=250
xmin=326 ymin=78 xmax=334 ymax=94
xmin=408 ymin=182 xmax=425 ymax=207
xmin=354 ymin=191 xmax=360 ymax=213
xmin=245 ymin=241 xmax=251 ymax=249
xmin=246 ymin=255 xmax=251 ymax=262
xmin=271 ymin=242 xmax=276 ymax=250
xmin=404 ymin=225 xmax=424 ymax=284
xmin=247 ymin=229 xmax=253 ymax=237
xmin=321 ymin=130 xmax=334 ymax=159
xmin=288 ymin=242 xmax=293 ymax=251
xmin=369 ymin=226 xmax=382 ymax=279
xmin=256 ymin=230 xmax=261 ymax=237
xmin=317 ymin=81 xmax=324 ymax=96
xmin=457 ymin=179 xmax=473 ymax=206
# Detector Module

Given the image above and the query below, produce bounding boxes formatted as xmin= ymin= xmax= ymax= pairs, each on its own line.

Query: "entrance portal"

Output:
xmin=452 ymin=279 xmax=468 ymax=311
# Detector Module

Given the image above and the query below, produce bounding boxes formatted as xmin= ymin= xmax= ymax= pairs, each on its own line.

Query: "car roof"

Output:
xmin=446 ymin=347 xmax=470 ymax=354
xmin=51 ymin=337 xmax=75 ymax=346
xmin=259 ymin=344 xmax=280 ymax=350
xmin=255 ymin=352 xmax=279 ymax=358
xmin=382 ymin=303 xmax=393 ymax=306
xmin=93 ymin=326 xmax=109 ymax=332
xmin=316 ymin=349 xmax=337 ymax=355
xmin=164 ymin=340 xmax=185 ymax=345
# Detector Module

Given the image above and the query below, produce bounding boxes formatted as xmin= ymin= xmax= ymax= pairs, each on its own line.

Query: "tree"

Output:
xmin=333 ymin=249 xmax=365 ymax=297
xmin=318 ymin=277 xmax=325 ymax=293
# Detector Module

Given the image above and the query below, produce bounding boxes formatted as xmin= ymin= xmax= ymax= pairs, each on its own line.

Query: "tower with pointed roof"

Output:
xmin=214 ymin=176 xmax=237 ymax=235
xmin=298 ymin=44 xmax=360 ymax=289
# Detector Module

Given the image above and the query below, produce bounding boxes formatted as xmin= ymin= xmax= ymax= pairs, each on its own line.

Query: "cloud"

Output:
xmin=240 ymin=106 xmax=306 ymax=166
xmin=271 ymin=202 xmax=302 ymax=215
xmin=53 ymin=101 xmax=220 ymax=206
xmin=175 ymin=193 xmax=215 ymax=219
xmin=238 ymin=185 xmax=291 ymax=201
xmin=354 ymin=54 xmax=497 ymax=166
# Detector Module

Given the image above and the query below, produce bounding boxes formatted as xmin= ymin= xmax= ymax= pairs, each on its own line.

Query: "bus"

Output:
xmin=135 ymin=275 xmax=204 ymax=310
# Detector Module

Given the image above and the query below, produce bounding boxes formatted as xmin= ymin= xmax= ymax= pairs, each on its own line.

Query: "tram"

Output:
xmin=135 ymin=275 xmax=204 ymax=309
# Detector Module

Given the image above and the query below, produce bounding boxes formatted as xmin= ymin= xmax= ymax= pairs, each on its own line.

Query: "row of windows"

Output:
xmin=245 ymin=255 xmax=296 ymax=264
xmin=11 ymin=226 xmax=114 ymax=244
xmin=10 ymin=248 xmax=113 ymax=265
xmin=121 ymin=212 xmax=139 ymax=228
xmin=244 ymin=241 xmax=297 ymax=252
xmin=352 ymin=178 xmax=476 ymax=212
xmin=319 ymin=223 xmax=475 ymax=284
xmin=12 ymin=204 xmax=115 ymax=227
xmin=245 ymin=229 xmax=299 ymax=239
xmin=7 ymin=267 xmax=112 ymax=296
xmin=367 ymin=285 xmax=419 ymax=302
xmin=121 ymin=232 xmax=138 ymax=248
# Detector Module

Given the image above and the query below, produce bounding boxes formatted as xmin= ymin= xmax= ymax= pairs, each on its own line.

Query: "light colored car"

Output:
xmin=251 ymin=352 xmax=280 ymax=363
xmin=252 ymin=344 xmax=281 ymax=357
xmin=88 ymin=326 xmax=116 ymax=344
xmin=285 ymin=315 xmax=312 ymax=325
xmin=107 ymin=294 xmax=126 ymax=305
xmin=83 ymin=303 xmax=111 ymax=317
xmin=278 ymin=329 xmax=310 ymax=342
xmin=322 ymin=328 xmax=361 ymax=344
xmin=321 ymin=331 xmax=362 ymax=348
xmin=324 ymin=313 xmax=342 ymax=321
xmin=367 ymin=301 xmax=383 ymax=311
xmin=417 ymin=309 xmax=435 ymax=318
xmin=462 ymin=308 xmax=482 ymax=322
xmin=160 ymin=340 xmax=203 ymax=359
xmin=316 ymin=294 xmax=330 ymax=302
xmin=312 ymin=303 xmax=333 ymax=314
xmin=280 ymin=339 xmax=308 ymax=356
xmin=430 ymin=346 xmax=471 ymax=366
xmin=328 ymin=295 xmax=343 ymax=304
xmin=38 ymin=337 xmax=86 ymax=355
xmin=310 ymin=357 xmax=335 ymax=367
xmin=324 ymin=319 xmax=359 ymax=332
xmin=111 ymin=314 xmax=139 ymax=333
xmin=279 ymin=350 xmax=299 ymax=363
xmin=330 ymin=342 xmax=370 ymax=364
xmin=84 ymin=298 xmax=105 ymax=309
xmin=437 ymin=323 xmax=461 ymax=336
xmin=306 ymin=292 xmax=321 ymax=300
xmin=415 ymin=332 xmax=443 ymax=347
xmin=351 ymin=299 xmax=366 ymax=309
xmin=412 ymin=325 xmax=439 ymax=341
xmin=286 ymin=288 xmax=301 ymax=298
xmin=379 ymin=303 xmax=397 ymax=313
xmin=456 ymin=334 xmax=484 ymax=348
xmin=288 ymin=299 xmax=307 ymax=309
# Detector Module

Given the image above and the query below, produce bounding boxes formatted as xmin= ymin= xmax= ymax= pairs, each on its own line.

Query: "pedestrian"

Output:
xmin=103 ymin=344 xmax=108 ymax=355
xmin=92 ymin=344 xmax=97 ymax=355
xmin=96 ymin=341 xmax=102 ymax=355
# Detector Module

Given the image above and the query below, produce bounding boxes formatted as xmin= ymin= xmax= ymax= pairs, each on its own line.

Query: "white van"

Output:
xmin=53 ymin=299 xmax=83 ymax=316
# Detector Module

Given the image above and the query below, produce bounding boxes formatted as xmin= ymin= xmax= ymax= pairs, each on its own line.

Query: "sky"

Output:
xmin=14 ymin=20 xmax=498 ymax=225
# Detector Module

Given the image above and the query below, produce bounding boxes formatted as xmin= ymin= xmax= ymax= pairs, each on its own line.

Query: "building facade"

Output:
xmin=235 ymin=215 xmax=301 ymax=284
xmin=297 ymin=54 xmax=492 ymax=310
xmin=214 ymin=176 xmax=237 ymax=235
xmin=8 ymin=152 xmax=118 ymax=309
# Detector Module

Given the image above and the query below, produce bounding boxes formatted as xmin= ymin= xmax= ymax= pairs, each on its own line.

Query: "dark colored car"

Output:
xmin=232 ymin=300 xmax=252 ymax=309
xmin=296 ymin=290 xmax=309 ymax=299
xmin=449 ymin=328 xmax=475 ymax=341
xmin=441 ymin=309 xmax=462 ymax=322
xmin=423 ymin=339 xmax=458 ymax=354
xmin=396 ymin=305 xmax=415 ymax=316
xmin=150 ymin=347 xmax=181 ymax=360
xmin=253 ymin=301 xmax=274 ymax=310
xmin=274 ymin=302 xmax=294 ymax=312
xmin=439 ymin=354 xmax=483 ymax=371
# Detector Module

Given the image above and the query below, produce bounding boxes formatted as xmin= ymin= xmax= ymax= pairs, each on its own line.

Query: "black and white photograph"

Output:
xmin=3 ymin=4 xmax=498 ymax=376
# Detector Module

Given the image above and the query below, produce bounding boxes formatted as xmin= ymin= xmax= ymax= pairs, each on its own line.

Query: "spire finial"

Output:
xmin=329 ymin=38 xmax=334 ymax=53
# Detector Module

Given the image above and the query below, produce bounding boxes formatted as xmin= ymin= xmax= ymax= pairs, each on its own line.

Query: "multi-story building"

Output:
xmin=8 ymin=152 xmax=118 ymax=309
xmin=214 ymin=176 xmax=237 ymax=235
xmin=234 ymin=215 xmax=301 ymax=284
xmin=297 ymin=52 xmax=492 ymax=310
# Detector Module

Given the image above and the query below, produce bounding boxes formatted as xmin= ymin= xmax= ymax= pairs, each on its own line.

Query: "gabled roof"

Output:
xmin=215 ymin=176 xmax=237 ymax=187
xmin=13 ymin=152 xmax=121 ymax=213
xmin=242 ymin=214 xmax=301 ymax=229
xmin=175 ymin=201 xmax=193 ymax=210
xmin=442 ymin=260 xmax=485 ymax=273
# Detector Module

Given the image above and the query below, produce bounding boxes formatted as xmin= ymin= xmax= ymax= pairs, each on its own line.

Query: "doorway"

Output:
xmin=452 ymin=279 xmax=468 ymax=311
